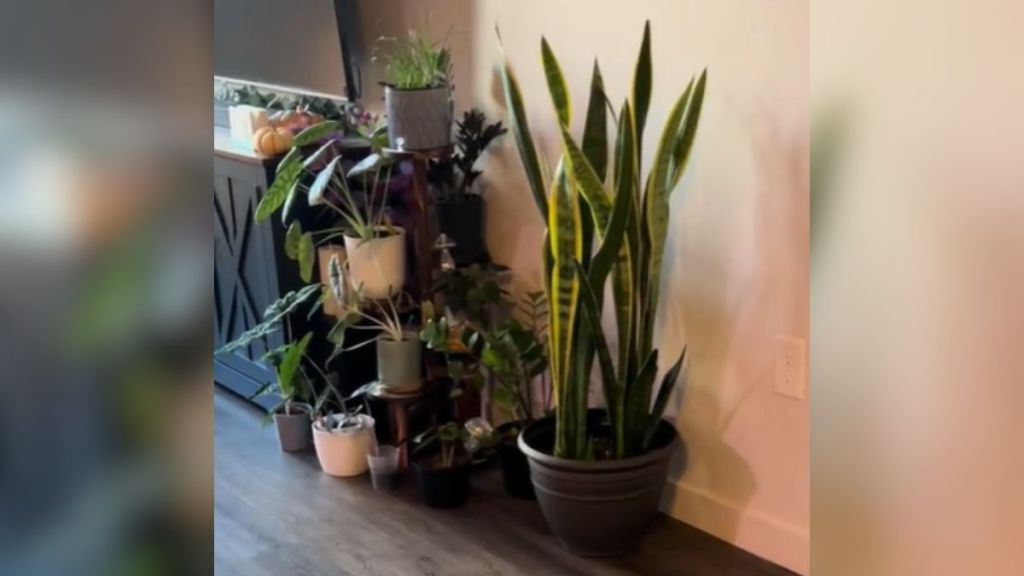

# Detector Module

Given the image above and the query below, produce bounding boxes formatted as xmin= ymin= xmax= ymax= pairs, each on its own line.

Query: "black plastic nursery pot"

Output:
xmin=496 ymin=421 xmax=534 ymax=500
xmin=518 ymin=410 xmax=679 ymax=557
xmin=437 ymin=196 xmax=487 ymax=266
xmin=412 ymin=456 xmax=471 ymax=509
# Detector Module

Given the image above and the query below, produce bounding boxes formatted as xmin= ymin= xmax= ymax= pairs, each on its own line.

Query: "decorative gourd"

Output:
xmin=252 ymin=126 xmax=293 ymax=155
xmin=270 ymin=107 xmax=323 ymax=133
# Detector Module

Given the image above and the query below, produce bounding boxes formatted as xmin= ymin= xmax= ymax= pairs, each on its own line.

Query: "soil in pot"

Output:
xmin=412 ymin=454 xmax=471 ymax=508
xmin=436 ymin=196 xmax=487 ymax=266
xmin=496 ymin=421 xmax=534 ymax=499
xmin=518 ymin=409 xmax=680 ymax=556
xmin=273 ymin=403 xmax=312 ymax=452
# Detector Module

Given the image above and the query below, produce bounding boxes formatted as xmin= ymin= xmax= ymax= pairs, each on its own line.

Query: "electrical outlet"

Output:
xmin=774 ymin=335 xmax=806 ymax=400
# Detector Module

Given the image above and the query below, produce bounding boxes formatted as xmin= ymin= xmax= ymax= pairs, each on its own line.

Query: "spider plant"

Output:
xmin=498 ymin=22 xmax=705 ymax=459
xmin=324 ymin=254 xmax=414 ymax=359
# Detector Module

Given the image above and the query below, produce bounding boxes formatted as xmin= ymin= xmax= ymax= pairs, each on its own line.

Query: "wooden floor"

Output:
xmin=215 ymin=390 xmax=796 ymax=576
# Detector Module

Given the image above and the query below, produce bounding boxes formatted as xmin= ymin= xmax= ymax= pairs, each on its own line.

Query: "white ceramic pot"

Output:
xmin=343 ymin=227 xmax=406 ymax=300
xmin=312 ymin=414 xmax=376 ymax=477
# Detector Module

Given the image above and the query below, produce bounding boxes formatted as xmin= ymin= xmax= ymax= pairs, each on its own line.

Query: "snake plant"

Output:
xmin=498 ymin=21 xmax=705 ymax=459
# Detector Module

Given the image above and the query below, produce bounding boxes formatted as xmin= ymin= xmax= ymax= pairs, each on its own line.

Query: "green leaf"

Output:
xmin=541 ymin=37 xmax=571 ymax=127
xmin=498 ymin=30 xmax=548 ymax=220
xmin=216 ymin=284 xmax=320 ymax=354
xmin=631 ymin=21 xmax=653 ymax=155
xmin=574 ymin=261 xmax=623 ymax=456
xmin=642 ymin=76 xmax=701 ymax=356
xmin=277 ymin=146 xmax=302 ymax=174
xmin=346 ymin=153 xmax=385 ymax=180
xmin=610 ymin=101 xmax=638 ymax=376
xmin=669 ymin=69 xmax=707 ymax=191
xmin=581 ymin=60 xmax=608 ymax=182
xmin=644 ymin=345 xmax=686 ymax=451
xmin=256 ymin=155 xmax=302 ymax=222
xmin=298 ymin=232 xmax=315 ymax=282
xmin=276 ymin=333 xmax=312 ymax=400
xmin=560 ymin=125 xmax=611 ymax=229
xmin=624 ymin=351 xmax=658 ymax=455
xmin=281 ymin=179 xmax=301 ymax=225
xmin=309 ymin=155 xmax=342 ymax=207
xmin=284 ymin=221 xmax=302 ymax=260
xmin=293 ymin=120 xmax=341 ymax=147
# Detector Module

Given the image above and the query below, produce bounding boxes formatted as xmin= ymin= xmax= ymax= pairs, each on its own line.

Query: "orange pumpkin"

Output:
xmin=252 ymin=126 xmax=293 ymax=155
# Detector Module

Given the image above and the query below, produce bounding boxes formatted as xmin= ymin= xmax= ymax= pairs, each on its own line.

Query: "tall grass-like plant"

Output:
xmin=498 ymin=22 xmax=705 ymax=460
xmin=378 ymin=30 xmax=452 ymax=90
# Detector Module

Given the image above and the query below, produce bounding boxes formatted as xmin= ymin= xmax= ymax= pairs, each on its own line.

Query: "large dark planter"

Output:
xmin=518 ymin=410 xmax=679 ymax=556
xmin=437 ymin=196 xmax=487 ymax=266
xmin=273 ymin=403 xmax=312 ymax=452
xmin=412 ymin=457 xmax=471 ymax=508
xmin=496 ymin=421 xmax=534 ymax=499
xmin=384 ymin=85 xmax=453 ymax=151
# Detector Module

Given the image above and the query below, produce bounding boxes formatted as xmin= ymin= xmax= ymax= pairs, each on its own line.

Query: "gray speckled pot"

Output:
xmin=384 ymin=85 xmax=453 ymax=150
xmin=274 ymin=403 xmax=312 ymax=452
xmin=518 ymin=411 xmax=680 ymax=556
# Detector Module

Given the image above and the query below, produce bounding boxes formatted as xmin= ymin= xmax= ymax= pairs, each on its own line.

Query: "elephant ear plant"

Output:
xmin=498 ymin=21 xmax=705 ymax=554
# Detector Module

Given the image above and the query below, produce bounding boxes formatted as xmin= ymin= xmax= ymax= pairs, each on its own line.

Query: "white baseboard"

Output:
xmin=660 ymin=479 xmax=809 ymax=575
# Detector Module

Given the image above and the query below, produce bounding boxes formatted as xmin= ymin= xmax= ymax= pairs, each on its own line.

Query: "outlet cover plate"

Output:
xmin=774 ymin=335 xmax=806 ymax=400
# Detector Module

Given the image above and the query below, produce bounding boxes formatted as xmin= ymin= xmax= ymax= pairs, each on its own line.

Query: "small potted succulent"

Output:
xmin=411 ymin=422 xmax=472 ymax=508
xmin=420 ymin=291 xmax=549 ymax=498
xmin=310 ymin=378 xmax=377 ymax=478
xmin=377 ymin=30 xmax=453 ymax=150
xmin=216 ymin=284 xmax=325 ymax=453
xmin=429 ymin=109 xmax=507 ymax=265
xmin=326 ymin=255 xmax=422 ymax=394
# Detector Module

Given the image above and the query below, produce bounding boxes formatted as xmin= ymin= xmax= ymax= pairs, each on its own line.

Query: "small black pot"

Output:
xmin=496 ymin=421 xmax=534 ymax=499
xmin=412 ymin=457 xmax=471 ymax=508
xmin=437 ymin=196 xmax=487 ymax=266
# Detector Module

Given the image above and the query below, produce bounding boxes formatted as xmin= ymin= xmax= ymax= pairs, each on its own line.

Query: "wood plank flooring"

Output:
xmin=214 ymin=389 xmax=797 ymax=576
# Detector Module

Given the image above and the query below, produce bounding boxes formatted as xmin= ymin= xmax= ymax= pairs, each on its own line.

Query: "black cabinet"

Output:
xmin=213 ymin=152 xmax=290 ymax=410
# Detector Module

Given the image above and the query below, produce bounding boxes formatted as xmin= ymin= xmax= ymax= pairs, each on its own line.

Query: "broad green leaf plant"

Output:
xmin=498 ymin=21 xmax=704 ymax=460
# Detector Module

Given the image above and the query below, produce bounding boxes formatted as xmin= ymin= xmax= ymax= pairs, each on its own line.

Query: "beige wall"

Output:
xmin=356 ymin=1 xmax=808 ymax=573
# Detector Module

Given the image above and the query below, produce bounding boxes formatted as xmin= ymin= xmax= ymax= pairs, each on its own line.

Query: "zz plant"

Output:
xmin=498 ymin=21 xmax=705 ymax=460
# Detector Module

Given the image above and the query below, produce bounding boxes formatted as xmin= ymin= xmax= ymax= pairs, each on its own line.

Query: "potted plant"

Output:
xmin=420 ymin=291 xmax=549 ymax=498
xmin=326 ymin=255 xmax=422 ymax=394
xmin=310 ymin=378 xmax=377 ymax=478
xmin=430 ymin=109 xmax=507 ymax=265
xmin=256 ymin=120 xmax=406 ymax=301
xmin=216 ymin=284 xmax=325 ymax=452
xmin=498 ymin=21 xmax=706 ymax=555
xmin=378 ymin=30 xmax=453 ymax=150
xmin=411 ymin=422 xmax=472 ymax=508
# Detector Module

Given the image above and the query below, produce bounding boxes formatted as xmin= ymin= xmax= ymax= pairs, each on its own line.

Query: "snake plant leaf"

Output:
xmin=276 ymin=333 xmax=312 ymax=400
xmin=298 ymin=232 xmax=315 ymax=283
xmin=284 ymin=221 xmax=302 ymax=260
xmin=548 ymin=163 xmax=582 ymax=457
xmin=541 ymin=37 xmax=572 ymax=127
xmin=582 ymin=60 xmax=608 ymax=182
xmin=631 ymin=21 xmax=653 ymax=154
xmin=293 ymin=120 xmax=341 ymax=147
xmin=589 ymin=111 xmax=634 ymax=294
xmin=611 ymin=100 xmax=638 ymax=377
xmin=644 ymin=345 xmax=686 ymax=451
xmin=642 ymin=81 xmax=700 ymax=354
xmin=308 ymin=155 xmax=342 ymax=207
xmin=574 ymin=261 xmax=624 ymax=454
xmin=498 ymin=30 xmax=548 ymax=220
xmin=624 ymin=350 xmax=659 ymax=455
xmin=560 ymin=126 xmax=612 ymax=228
xmin=256 ymin=154 xmax=303 ymax=222
xmin=669 ymin=69 xmax=707 ymax=191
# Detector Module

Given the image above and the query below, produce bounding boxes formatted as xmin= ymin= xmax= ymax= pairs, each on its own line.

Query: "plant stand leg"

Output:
xmin=389 ymin=401 xmax=410 ymax=471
